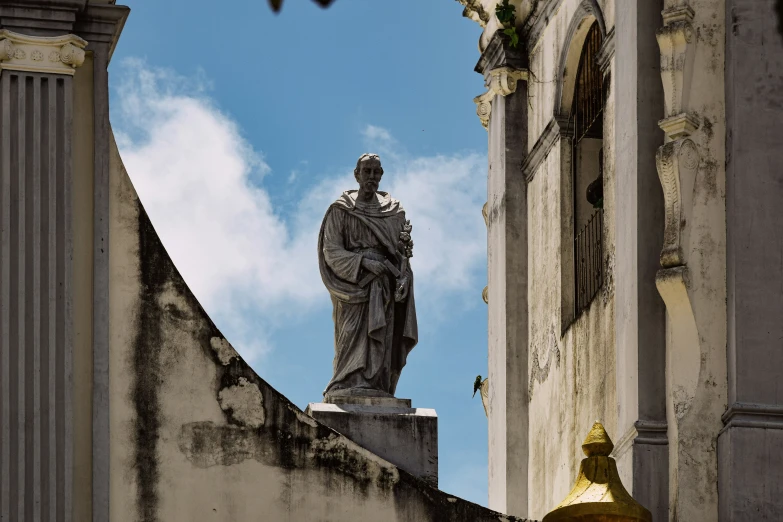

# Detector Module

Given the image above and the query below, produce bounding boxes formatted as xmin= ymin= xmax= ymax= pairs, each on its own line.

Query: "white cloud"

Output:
xmin=112 ymin=59 xmax=487 ymax=361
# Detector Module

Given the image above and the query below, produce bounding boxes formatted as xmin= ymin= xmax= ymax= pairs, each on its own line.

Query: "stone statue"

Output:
xmin=317 ymin=153 xmax=418 ymax=399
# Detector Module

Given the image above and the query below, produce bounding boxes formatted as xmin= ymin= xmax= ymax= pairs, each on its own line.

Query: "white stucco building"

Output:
xmin=462 ymin=0 xmax=783 ymax=520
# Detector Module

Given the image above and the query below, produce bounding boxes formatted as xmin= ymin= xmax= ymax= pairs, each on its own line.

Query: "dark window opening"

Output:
xmin=570 ymin=22 xmax=604 ymax=319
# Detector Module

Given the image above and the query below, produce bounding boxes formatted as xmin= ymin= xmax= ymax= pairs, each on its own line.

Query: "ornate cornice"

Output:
xmin=656 ymin=138 xmax=699 ymax=268
xmin=0 ymin=29 xmax=86 ymax=75
xmin=656 ymin=4 xmax=698 ymax=140
xmin=475 ymin=30 xmax=527 ymax=75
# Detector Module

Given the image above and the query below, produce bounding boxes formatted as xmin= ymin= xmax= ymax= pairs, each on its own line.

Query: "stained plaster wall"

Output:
xmin=524 ymin=1 xmax=617 ymax=519
xmin=105 ymin=134 xmax=522 ymax=522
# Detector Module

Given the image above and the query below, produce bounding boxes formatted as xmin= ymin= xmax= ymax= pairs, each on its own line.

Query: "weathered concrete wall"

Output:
xmin=720 ymin=0 xmax=783 ymax=519
xmin=106 ymin=134 xmax=523 ymax=522
xmin=524 ymin=1 xmax=617 ymax=519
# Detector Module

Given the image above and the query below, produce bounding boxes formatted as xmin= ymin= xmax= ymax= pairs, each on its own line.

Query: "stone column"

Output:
xmin=720 ymin=1 xmax=783 ymax=520
xmin=0 ymin=3 xmax=128 ymax=521
xmin=0 ymin=29 xmax=84 ymax=522
xmin=474 ymin=33 xmax=529 ymax=518
xmin=612 ymin=2 xmax=669 ymax=521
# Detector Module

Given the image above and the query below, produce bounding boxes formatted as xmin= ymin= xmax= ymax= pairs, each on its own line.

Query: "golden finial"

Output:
xmin=581 ymin=420 xmax=614 ymax=457
xmin=542 ymin=421 xmax=652 ymax=522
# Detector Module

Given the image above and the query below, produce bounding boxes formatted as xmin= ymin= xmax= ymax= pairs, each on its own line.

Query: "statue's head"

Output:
xmin=354 ymin=153 xmax=384 ymax=195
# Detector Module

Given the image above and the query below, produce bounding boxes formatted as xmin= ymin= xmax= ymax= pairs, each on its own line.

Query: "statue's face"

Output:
xmin=355 ymin=159 xmax=383 ymax=194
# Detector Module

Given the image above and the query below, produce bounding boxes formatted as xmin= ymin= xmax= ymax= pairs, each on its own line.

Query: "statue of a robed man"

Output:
xmin=317 ymin=153 xmax=418 ymax=399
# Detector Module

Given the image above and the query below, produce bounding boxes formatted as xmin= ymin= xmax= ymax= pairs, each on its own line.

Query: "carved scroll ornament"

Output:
xmin=656 ymin=5 xmax=698 ymax=139
xmin=473 ymin=66 xmax=528 ymax=130
xmin=656 ymin=138 xmax=700 ymax=267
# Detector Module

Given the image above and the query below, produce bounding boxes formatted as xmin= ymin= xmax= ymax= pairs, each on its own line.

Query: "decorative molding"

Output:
xmin=656 ymin=4 xmax=697 ymax=139
xmin=596 ymin=27 xmax=615 ymax=75
xmin=656 ymin=138 xmax=700 ymax=268
xmin=720 ymin=402 xmax=783 ymax=431
xmin=455 ymin=0 xmax=490 ymax=27
xmin=488 ymin=66 xmax=528 ymax=95
xmin=473 ymin=66 xmax=528 ymax=130
xmin=659 ymin=113 xmax=700 ymax=141
xmin=521 ymin=116 xmax=570 ymax=181
xmin=613 ymin=421 xmax=667 ymax=460
xmin=482 ymin=201 xmax=489 ymax=227
xmin=634 ymin=420 xmax=669 ymax=445
xmin=553 ymin=0 xmax=608 ymax=118
xmin=0 ymin=29 xmax=86 ymax=75
xmin=473 ymin=89 xmax=495 ymax=130
xmin=470 ymin=1 xmax=537 ymax=53
xmin=482 ymin=285 xmax=489 ymax=304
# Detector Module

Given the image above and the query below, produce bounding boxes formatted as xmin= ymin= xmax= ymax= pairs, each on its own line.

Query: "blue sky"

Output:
xmin=109 ymin=0 xmax=491 ymax=505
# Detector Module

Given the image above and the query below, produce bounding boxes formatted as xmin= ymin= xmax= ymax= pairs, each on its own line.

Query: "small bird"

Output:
xmin=473 ymin=375 xmax=483 ymax=398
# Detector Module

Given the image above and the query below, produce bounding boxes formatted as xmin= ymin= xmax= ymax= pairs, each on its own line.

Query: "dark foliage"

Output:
xmin=268 ymin=0 xmax=336 ymax=12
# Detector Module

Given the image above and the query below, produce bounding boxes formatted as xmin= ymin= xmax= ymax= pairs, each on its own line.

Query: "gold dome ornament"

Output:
xmin=542 ymin=422 xmax=652 ymax=522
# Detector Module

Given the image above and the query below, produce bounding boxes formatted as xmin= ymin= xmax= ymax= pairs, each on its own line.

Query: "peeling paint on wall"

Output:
xmin=218 ymin=377 xmax=266 ymax=428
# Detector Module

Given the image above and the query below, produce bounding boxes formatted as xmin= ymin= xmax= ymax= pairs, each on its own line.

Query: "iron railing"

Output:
xmin=574 ymin=208 xmax=603 ymax=316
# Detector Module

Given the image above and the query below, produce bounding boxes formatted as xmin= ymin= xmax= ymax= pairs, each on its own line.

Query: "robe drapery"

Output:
xmin=318 ymin=190 xmax=418 ymax=396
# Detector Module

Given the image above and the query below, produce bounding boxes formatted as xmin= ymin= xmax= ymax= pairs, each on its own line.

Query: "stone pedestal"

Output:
xmin=305 ymin=398 xmax=438 ymax=486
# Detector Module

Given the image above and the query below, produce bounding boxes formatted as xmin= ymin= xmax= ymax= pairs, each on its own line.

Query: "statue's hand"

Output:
xmin=394 ymin=277 xmax=409 ymax=302
xmin=361 ymin=258 xmax=388 ymax=277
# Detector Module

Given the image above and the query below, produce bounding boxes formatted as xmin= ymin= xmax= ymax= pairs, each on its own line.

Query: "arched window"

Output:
xmin=570 ymin=22 xmax=604 ymax=317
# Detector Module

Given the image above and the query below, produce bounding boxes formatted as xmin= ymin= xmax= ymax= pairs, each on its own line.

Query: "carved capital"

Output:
xmin=0 ymin=30 xmax=86 ymax=76
xmin=473 ymin=66 xmax=527 ymax=130
xmin=656 ymin=138 xmax=700 ymax=268
xmin=656 ymin=5 xmax=697 ymax=137
xmin=659 ymin=112 xmax=700 ymax=141
xmin=488 ymin=66 xmax=528 ymax=96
